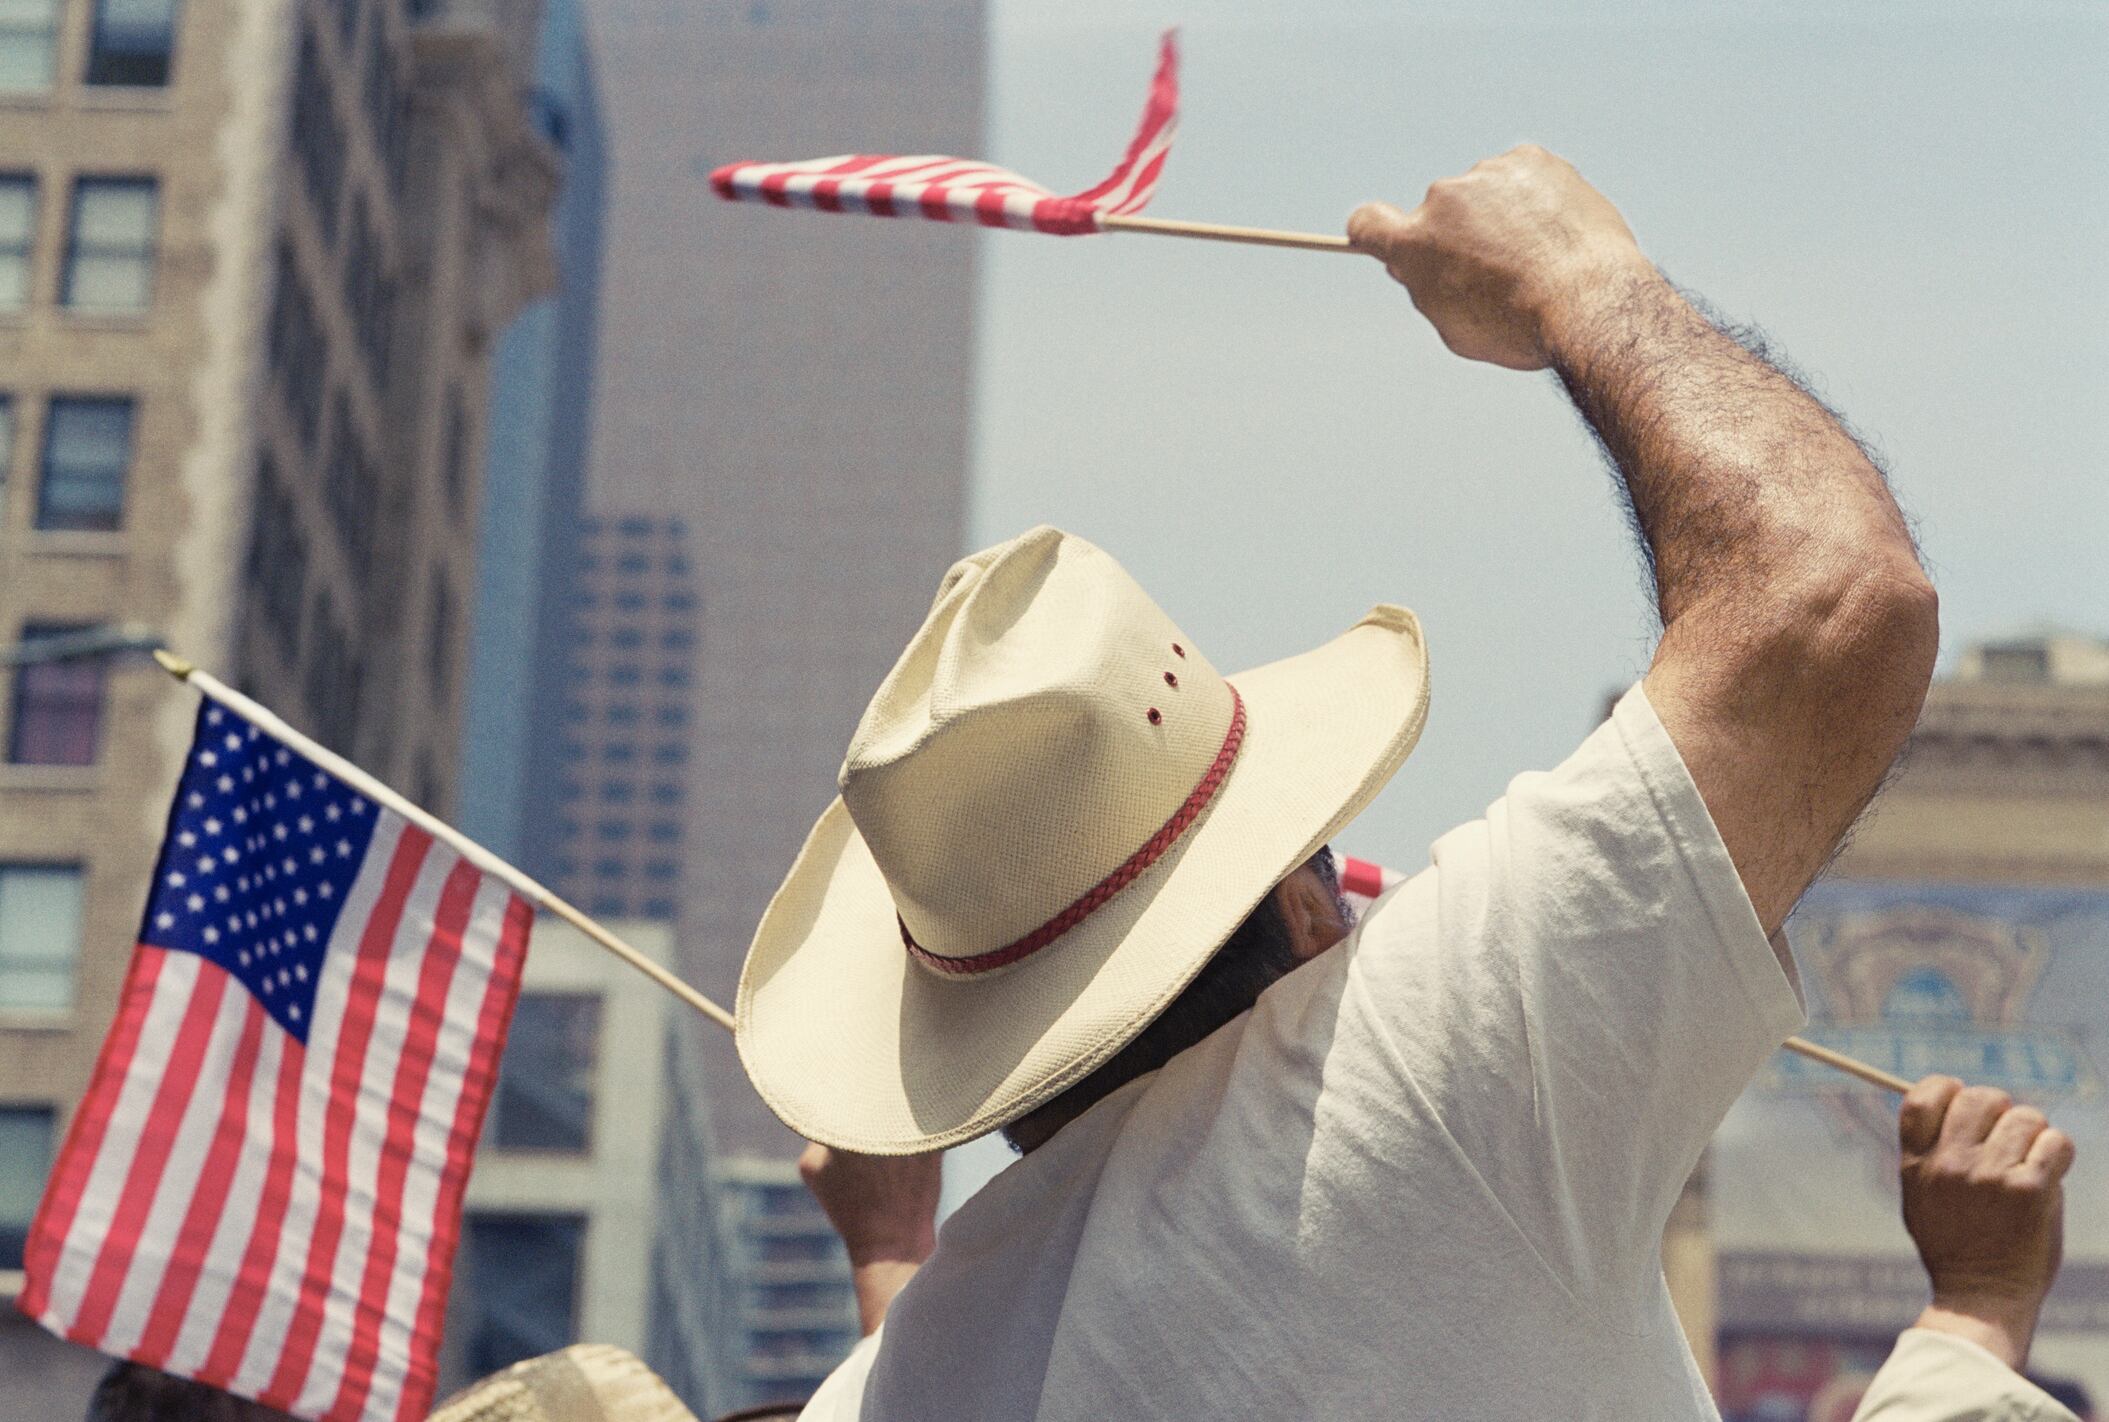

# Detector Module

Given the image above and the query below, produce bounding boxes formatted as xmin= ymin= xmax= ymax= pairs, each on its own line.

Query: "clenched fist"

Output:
xmin=1347 ymin=144 xmax=1655 ymax=371
xmin=1898 ymin=1075 xmax=2077 ymax=1368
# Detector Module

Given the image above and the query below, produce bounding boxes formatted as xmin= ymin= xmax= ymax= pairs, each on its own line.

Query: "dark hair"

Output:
xmin=1002 ymin=849 xmax=1337 ymax=1151
xmin=87 ymin=1362 xmax=296 ymax=1421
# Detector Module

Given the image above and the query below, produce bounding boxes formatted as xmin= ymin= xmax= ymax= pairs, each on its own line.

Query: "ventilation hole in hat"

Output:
xmin=1146 ymin=707 xmax=1163 ymax=725
xmin=1163 ymin=671 xmax=1178 ymax=688
xmin=1172 ymin=643 xmax=1186 ymax=658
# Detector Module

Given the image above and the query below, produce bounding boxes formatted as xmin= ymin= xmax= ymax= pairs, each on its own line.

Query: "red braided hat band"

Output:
xmin=900 ymin=688 xmax=1248 ymax=978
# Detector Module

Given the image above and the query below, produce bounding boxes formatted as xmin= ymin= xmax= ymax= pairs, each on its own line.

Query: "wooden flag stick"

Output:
xmin=1100 ymin=213 xmax=1356 ymax=253
xmin=1782 ymin=1034 xmax=1911 ymax=1094
xmin=152 ymin=651 xmax=737 ymax=1034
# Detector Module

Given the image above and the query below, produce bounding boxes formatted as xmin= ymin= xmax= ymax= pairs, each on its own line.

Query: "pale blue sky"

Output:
xmin=971 ymin=0 xmax=2106 ymax=871
xmin=945 ymin=0 xmax=2105 ymax=1203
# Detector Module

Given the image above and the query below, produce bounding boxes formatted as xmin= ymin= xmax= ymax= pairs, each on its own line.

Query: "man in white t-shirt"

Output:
xmin=733 ymin=145 xmax=1942 ymax=1419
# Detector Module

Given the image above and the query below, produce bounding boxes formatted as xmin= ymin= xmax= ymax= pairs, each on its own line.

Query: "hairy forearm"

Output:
xmin=1547 ymin=269 xmax=1924 ymax=632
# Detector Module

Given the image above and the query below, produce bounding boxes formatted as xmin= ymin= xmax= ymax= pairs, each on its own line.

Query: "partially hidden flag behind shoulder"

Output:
xmin=1335 ymin=852 xmax=1404 ymax=922
xmin=710 ymin=30 xmax=1177 ymax=235
xmin=19 ymin=696 xmax=533 ymax=1422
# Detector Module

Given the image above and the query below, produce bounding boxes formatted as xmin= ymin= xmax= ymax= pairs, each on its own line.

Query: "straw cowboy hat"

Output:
xmin=737 ymin=526 xmax=1429 ymax=1154
xmin=426 ymin=1345 xmax=697 ymax=1422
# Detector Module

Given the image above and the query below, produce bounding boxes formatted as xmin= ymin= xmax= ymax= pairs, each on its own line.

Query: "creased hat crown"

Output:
xmin=841 ymin=526 xmax=1238 ymax=966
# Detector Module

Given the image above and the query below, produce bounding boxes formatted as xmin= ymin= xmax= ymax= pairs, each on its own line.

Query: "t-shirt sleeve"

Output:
xmin=1851 ymin=1330 xmax=2081 ymax=1422
xmin=1337 ymin=681 xmax=1805 ymax=1298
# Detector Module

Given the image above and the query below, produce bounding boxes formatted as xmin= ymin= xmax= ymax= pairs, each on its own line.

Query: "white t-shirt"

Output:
xmin=800 ymin=683 xmax=1806 ymax=1421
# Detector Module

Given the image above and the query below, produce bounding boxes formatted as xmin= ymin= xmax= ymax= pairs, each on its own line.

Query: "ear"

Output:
xmin=1273 ymin=863 xmax=1351 ymax=963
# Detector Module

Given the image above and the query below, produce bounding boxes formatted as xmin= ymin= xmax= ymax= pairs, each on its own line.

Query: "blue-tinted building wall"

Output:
xmin=460 ymin=0 xmax=608 ymax=866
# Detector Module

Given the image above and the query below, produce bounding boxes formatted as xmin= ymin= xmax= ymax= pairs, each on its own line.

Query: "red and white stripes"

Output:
xmin=711 ymin=30 xmax=1178 ymax=236
xmin=19 ymin=809 xmax=530 ymax=1422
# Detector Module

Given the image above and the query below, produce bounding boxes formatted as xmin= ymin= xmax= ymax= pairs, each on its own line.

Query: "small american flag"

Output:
xmin=1336 ymin=852 xmax=1403 ymax=921
xmin=711 ymin=30 xmax=1176 ymax=235
xmin=18 ymin=697 xmax=532 ymax=1422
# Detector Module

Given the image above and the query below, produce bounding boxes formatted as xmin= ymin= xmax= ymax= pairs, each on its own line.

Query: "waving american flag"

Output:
xmin=19 ymin=696 xmax=532 ymax=1422
xmin=711 ymin=30 xmax=1177 ymax=235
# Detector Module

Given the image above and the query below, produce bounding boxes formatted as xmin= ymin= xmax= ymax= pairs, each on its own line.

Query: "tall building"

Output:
xmin=534 ymin=512 xmax=699 ymax=920
xmin=458 ymin=0 xmax=606 ymax=868
xmin=1704 ymin=632 xmax=2109 ymax=1419
xmin=580 ymin=0 xmax=981 ymax=1158
xmin=0 ymin=0 xmax=556 ymax=1405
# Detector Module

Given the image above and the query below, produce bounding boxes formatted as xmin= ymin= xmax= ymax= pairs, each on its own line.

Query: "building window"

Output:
xmin=0 ymin=175 xmax=35 ymax=311
xmin=649 ymin=782 xmax=681 ymax=806
xmin=8 ymin=625 xmax=104 ymax=765
xmin=602 ymin=742 xmax=636 ymax=765
xmin=617 ymin=552 xmax=648 ymax=575
xmin=63 ymin=177 xmax=159 ymax=312
xmin=609 ymin=628 xmax=643 ymax=651
xmin=85 ymin=0 xmax=180 ymax=87
xmin=659 ymin=628 xmax=693 ymax=652
xmin=323 ymin=392 xmax=377 ymax=582
xmin=640 ymin=897 xmax=675 ymax=919
xmin=0 ymin=1106 xmax=55 ymax=1267
xmin=647 ymin=822 xmax=679 ymax=844
xmin=0 ymin=863 xmax=81 ymax=1009
xmin=595 ymin=821 xmax=631 ymax=843
xmin=655 ymin=706 xmax=687 ymax=728
xmin=608 ymin=663 xmax=641 ymax=687
xmin=613 ymin=590 xmax=645 ymax=613
xmin=0 ymin=0 xmax=58 ymax=90
xmin=605 ymin=703 xmax=639 ymax=726
xmin=650 ymin=742 xmax=684 ymax=765
xmin=243 ymin=455 xmax=307 ymax=658
xmin=289 ymin=23 xmax=345 ymax=238
xmin=600 ymin=780 xmax=634 ymax=804
xmin=657 ymin=665 xmax=690 ymax=689
xmin=457 ymin=1212 xmax=586 ymax=1376
xmin=644 ymin=860 xmax=678 ymax=884
xmin=36 ymin=396 xmax=134 ymax=531
xmin=491 ymin=992 xmax=599 ymax=1152
xmin=663 ymin=590 xmax=696 ymax=612
xmin=591 ymin=856 xmax=624 ymax=879
xmin=267 ymin=242 xmax=326 ymax=449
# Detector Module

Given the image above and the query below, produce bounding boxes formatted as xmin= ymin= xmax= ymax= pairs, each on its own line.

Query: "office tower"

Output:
xmin=458 ymin=0 xmax=607 ymax=869
xmin=534 ymin=512 xmax=699 ymax=919
xmin=0 ymin=0 xmax=556 ymax=1402
xmin=581 ymin=0 xmax=982 ymax=1157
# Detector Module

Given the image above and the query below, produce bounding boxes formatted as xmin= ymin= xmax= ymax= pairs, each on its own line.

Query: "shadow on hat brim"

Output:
xmin=736 ymin=605 xmax=1429 ymax=1154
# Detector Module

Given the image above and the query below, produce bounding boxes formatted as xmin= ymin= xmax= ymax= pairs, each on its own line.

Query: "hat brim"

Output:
xmin=735 ymin=605 xmax=1429 ymax=1154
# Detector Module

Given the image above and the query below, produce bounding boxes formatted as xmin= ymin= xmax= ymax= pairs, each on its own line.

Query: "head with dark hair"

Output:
xmin=1002 ymin=849 xmax=1352 ymax=1153
xmin=87 ymin=1362 xmax=296 ymax=1422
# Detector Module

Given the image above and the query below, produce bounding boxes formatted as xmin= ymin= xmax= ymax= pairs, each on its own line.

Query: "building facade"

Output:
xmin=0 ymin=0 xmax=555 ymax=1405
xmin=714 ymin=1157 xmax=861 ymax=1412
xmin=531 ymin=512 xmax=699 ymax=921
xmin=580 ymin=0 xmax=982 ymax=1158
xmin=457 ymin=0 xmax=606 ymax=869
xmin=1703 ymin=633 xmax=2109 ymax=1420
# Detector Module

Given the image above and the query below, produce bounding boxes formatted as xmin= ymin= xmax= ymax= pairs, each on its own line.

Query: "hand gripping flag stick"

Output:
xmin=153 ymin=652 xmax=736 ymax=1034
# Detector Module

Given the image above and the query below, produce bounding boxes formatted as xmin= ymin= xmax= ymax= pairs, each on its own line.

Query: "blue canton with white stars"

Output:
xmin=141 ymin=701 xmax=381 ymax=1043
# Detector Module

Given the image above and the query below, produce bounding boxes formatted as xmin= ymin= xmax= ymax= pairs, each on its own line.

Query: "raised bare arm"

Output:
xmin=1349 ymin=146 xmax=1939 ymax=933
